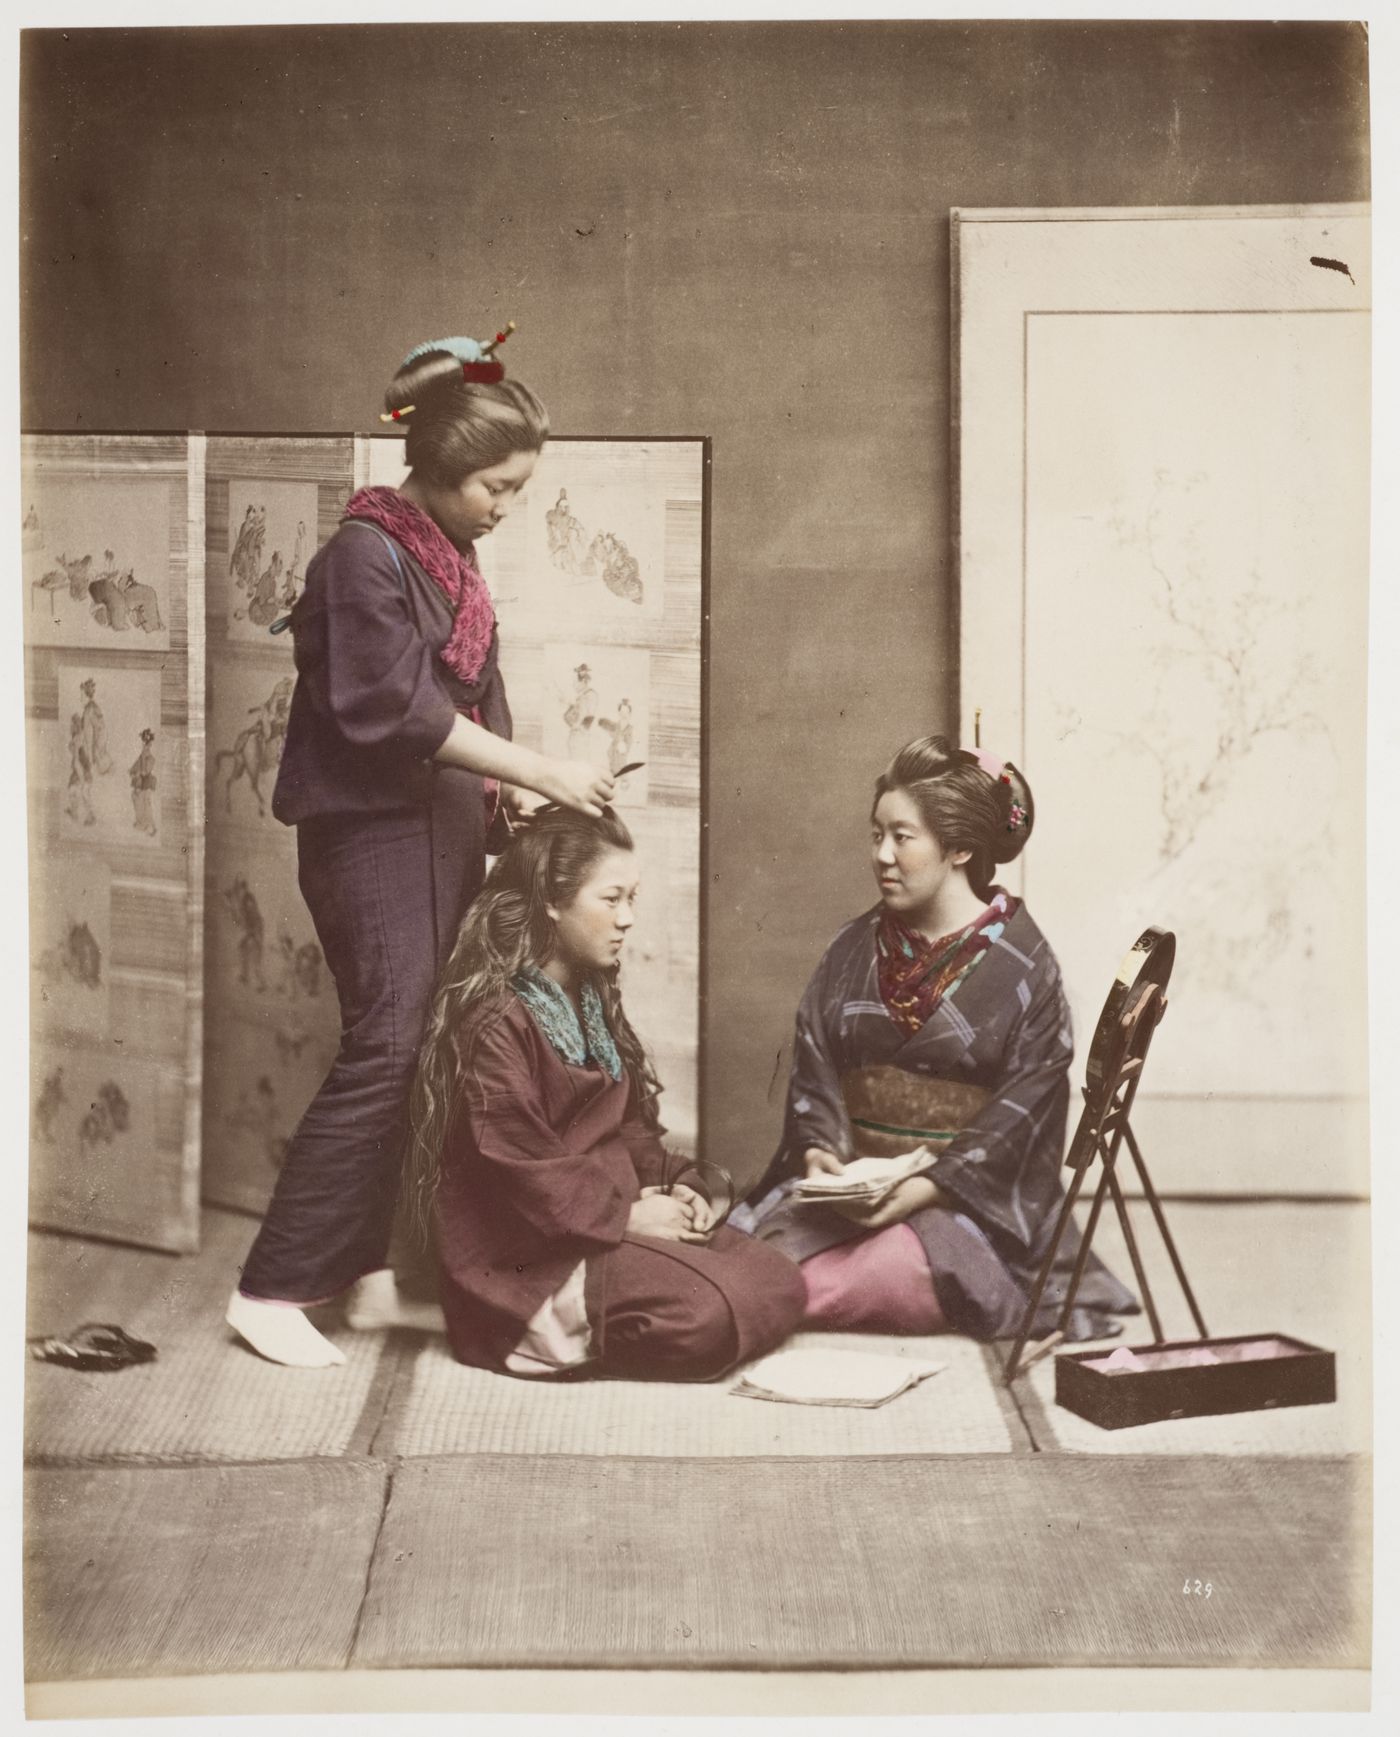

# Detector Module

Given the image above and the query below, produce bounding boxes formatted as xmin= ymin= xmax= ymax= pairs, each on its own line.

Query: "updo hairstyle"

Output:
xmin=872 ymin=734 xmax=1034 ymax=901
xmin=384 ymin=349 xmax=549 ymax=487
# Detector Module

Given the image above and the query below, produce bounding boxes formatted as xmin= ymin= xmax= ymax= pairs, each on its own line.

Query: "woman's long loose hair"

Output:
xmin=404 ymin=806 xmax=660 ymax=1241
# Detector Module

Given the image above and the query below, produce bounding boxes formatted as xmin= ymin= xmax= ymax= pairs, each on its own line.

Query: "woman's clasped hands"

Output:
xmin=628 ymin=1183 xmax=716 ymax=1245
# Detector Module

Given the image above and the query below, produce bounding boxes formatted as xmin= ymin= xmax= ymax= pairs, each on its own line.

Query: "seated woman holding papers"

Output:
xmin=735 ymin=735 xmax=1137 ymax=1343
xmin=408 ymin=805 xmax=805 ymax=1379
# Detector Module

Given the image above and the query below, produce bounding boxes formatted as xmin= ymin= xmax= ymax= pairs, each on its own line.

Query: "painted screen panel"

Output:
xmin=1024 ymin=310 xmax=1368 ymax=1115
xmin=359 ymin=435 xmax=706 ymax=1155
xmin=200 ymin=439 xmax=353 ymax=1214
xmin=24 ymin=434 xmax=205 ymax=1252
xmin=956 ymin=208 xmax=1370 ymax=1196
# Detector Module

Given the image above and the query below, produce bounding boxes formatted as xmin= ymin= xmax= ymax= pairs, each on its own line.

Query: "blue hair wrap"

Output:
xmin=399 ymin=336 xmax=487 ymax=369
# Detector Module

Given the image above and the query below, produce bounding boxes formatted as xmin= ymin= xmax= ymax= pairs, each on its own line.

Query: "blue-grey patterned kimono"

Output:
xmin=740 ymin=900 xmax=1138 ymax=1342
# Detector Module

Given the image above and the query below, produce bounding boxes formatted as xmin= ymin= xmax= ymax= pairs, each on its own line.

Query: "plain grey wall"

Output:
xmin=21 ymin=21 xmax=1369 ymax=1189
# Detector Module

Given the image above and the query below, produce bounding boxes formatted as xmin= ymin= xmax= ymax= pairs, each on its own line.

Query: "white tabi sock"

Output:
xmin=345 ymin=1267 xmax=446 ymax=1334
xmin=225 ymin=1289 xmax=348 ymax=1367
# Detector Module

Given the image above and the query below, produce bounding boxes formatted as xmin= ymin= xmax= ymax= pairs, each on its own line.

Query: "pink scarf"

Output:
xmin=343 ymin=486 xmax=496 ymax=685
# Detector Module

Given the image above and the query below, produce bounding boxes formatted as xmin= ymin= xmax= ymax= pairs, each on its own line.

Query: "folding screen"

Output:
xmin=26 ymin=431 xmax=707 ymax=1240
xmin=954 ymin=205 xmax=1370 ymax=1197
xmin=24 ymin=434 xmax=206 ymax=1252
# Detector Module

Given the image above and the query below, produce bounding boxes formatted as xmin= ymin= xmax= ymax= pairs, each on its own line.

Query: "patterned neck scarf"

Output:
xmin=876 ymin=890 xmax=1019 ymax=1036
xmin=512 ymin=964 xmax=623 ymax=1081
xmin=342 ymin=486 xmax=496 ymax=685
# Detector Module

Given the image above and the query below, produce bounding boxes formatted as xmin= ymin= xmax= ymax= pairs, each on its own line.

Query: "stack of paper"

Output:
xmin=794 ymin=1146 xmax=933 ymax=1207
xmin=731 ymin=1347 xmax=946 ymax=1409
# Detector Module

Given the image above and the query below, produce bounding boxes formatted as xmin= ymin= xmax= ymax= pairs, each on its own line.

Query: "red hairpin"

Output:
xmin=461 ymin=322 xmax=515 ymax=383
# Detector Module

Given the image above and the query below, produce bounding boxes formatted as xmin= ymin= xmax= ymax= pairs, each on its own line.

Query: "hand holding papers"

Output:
xmin=794 ymin=1146 xmax=935 ymax=1208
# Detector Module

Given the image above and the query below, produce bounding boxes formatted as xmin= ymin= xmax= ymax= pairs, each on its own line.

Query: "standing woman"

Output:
xmin=129 ymin=728 xmax=157 ymax=835
xmin=227 ymin=333 xmax=615 ymax=1368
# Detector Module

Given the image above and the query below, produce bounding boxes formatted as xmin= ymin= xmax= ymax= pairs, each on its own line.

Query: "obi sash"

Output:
xmin=840 ymin=1066 xmax=991 ymax=1159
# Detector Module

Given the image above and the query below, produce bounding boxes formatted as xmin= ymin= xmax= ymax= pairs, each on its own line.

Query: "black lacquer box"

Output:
xmin=1054 ymin=1334 xmax=1337 ymax=1430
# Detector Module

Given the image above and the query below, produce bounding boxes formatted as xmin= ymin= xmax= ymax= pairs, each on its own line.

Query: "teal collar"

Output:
xmin=512 ymin=964 xmax=623 ymax=1081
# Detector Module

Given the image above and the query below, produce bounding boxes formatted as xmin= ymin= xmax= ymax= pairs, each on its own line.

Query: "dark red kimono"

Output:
xmin=434 ymin=999 xmax=805 ymax=1379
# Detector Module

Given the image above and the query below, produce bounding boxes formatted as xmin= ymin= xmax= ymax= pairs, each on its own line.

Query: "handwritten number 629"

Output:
xmin=1182 ymin=1578 xmax=1213 ymax=1598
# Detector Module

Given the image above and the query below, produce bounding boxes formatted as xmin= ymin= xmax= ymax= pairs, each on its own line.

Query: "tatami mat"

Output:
xmin=23 ymin=1201 xmax=1368 ymax=1462
xmin=20 ymin=1201 xmax=1373 ymax=1686
xmin=25 ymin=1212 xmax=384 ymax=1463
xmin=1021 ymin=1202 xmax=1370 ymax=1455
xmin=353 ymin=1452 xmax=1368 ymax=1671
xmin=25 ymin=1459 xmax=388 ymax=1681
xmin=387 ymin=1330 xmax=1016 ymax=1458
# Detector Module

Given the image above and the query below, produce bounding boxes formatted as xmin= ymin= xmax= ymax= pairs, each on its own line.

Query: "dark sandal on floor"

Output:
xmin=27 ymin=1322 xmax=158 ymax=1373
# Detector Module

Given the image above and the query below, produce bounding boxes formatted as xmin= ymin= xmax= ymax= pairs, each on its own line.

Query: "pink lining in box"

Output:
xmin=1087 ymin=1337 xmax=1304 ymax=1374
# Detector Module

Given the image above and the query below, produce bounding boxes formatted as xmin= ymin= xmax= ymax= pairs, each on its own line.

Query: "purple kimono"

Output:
xmin=743 ymin=900 xmax=1138 ymax=1342
xmin=241 ymin=518 xmax=511 ymax=1303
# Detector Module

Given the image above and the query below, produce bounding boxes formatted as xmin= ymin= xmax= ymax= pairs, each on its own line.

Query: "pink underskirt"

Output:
xmin=800 ymin=1223 xmax=946 ymax=1335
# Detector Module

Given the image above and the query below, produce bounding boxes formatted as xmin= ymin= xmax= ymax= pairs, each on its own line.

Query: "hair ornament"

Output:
xmin=957 ymin=743 xmax=1035 ymax=841
xmin=459 ymin=321 xmax=514 ymax=382
xmin=962 ymin=745 xmax=1005 ymax=783
xmin=380 ymin=323 xmax=518 ymax=420
xmin=996 ymin=763 xmax=1034 ymax=837
xmin=399 ymin=334 xmax=488 ymax=369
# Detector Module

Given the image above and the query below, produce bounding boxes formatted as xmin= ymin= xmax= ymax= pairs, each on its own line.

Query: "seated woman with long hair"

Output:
xmin=408 ymin=806 xmax=806 ymax=1379
xmin=736 ymin=735 xmax=1137 ymax=1344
